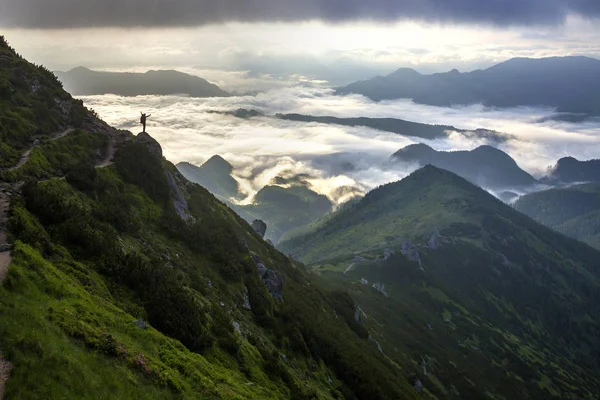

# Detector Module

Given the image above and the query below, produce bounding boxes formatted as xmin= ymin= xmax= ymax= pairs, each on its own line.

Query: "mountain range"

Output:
xmin=391 ymin=143 xmax=538 ymax=191
xmin=55 ymin=67 xmax=230 ymax=97
xmin=2 ymin=35 xmax=600 ymax=400
xmin=337 ymin=56 xmax=600 ymax=118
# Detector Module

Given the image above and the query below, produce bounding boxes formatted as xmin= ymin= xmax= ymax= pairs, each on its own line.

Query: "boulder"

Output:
xmin=133 ymin=319 xmax=147 ymax=330
xmin=251 ymin=219 xmax=267 ymax=239
xmin=136 ymin=131 xmax=163 ymax=158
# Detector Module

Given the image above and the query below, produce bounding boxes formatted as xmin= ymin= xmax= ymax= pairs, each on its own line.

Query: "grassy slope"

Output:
xmin=1 ymin=143 xmax=421 ymax=399
xmin=514 ymin=182 xmax=600 ymax=249
xmin=279 ymin=166 xmax=600 ymax=399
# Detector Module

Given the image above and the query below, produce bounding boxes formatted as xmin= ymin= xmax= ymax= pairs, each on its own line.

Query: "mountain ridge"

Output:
xmin=55 ymin=67 xmax=230 ymax=97
xmin=391 ymin=143 xmax=537 ymax=191
xmin=337 ymin=56 xmax=600 ymax=117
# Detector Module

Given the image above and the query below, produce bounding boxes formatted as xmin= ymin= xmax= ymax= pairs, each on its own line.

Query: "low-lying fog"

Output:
xmin=80 ymin=87 xmax=600 ymax=204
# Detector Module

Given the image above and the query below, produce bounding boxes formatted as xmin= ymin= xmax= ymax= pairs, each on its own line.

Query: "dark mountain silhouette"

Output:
xmin=177 ymin=156 xmax=240 ymax=200
xmin=543 ymin=156 xmax=600 ymax=184
xmin=55 ymin=67 xmax=230 ymax=97
xmin=337 ymin=57 xmax=600 ymax=117
xmin=277 ymin=113 xmax=507 ymax=142
xmin=391 ymin=143 xmax=537 ymax=190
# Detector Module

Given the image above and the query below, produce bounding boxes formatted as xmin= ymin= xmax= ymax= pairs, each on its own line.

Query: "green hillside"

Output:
xmin=279 ymin=166 xmax=600 ymax=399
xmin=0 ymin=38 xmax=419 ymax=399
xmin=514 ymin=182 xmax=600 ymax=249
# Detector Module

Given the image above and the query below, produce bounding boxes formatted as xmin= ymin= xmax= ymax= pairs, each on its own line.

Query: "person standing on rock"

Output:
xmin=140 ymin=112 xmax=151 ymax=133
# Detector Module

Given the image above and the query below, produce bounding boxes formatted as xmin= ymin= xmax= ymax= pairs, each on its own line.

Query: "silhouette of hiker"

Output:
xmin=140 ymin=112 xmax=151 ymax=133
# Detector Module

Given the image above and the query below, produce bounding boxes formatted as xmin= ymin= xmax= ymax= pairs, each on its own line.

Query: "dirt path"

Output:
xmin=5 ymin=128 xmax=75 ymax=173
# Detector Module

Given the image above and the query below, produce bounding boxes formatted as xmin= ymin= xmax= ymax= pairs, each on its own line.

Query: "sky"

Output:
xmin=2 ymin=0 xmax=599 ymax=204
xmin=2 ymin=1 xmax=600 ymax=86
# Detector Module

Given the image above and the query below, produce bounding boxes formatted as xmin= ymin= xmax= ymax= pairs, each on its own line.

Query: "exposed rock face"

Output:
xmin=251 ymin=219 xmax=267 ymax=239
xmin=428 ymin=228 xmax=441 ymax=249
xmin=136 ymin=131 xmax=163 ymax=158
xmin=401 ymin=240 xmax=423 ymax=270
xmin=383 ymin=247 xmax=394 ymax=260
xmin=242 ymin=287 xmax=251 ymax=310
xmin=252 ymin=254 xmax=284 ymax=302
xmin=165 ymin=170 xmax=192 ymax=222
xmin=232 ymin=321 xmax=242 ymax=335
xmin=372 ymin=282 xmax=388 ymax=297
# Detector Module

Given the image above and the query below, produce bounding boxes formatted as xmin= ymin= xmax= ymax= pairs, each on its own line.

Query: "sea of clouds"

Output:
xmin=80 ymin=87 xmax=600 ymax=204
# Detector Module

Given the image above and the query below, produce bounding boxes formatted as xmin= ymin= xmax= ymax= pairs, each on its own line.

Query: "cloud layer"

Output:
xmin=79 ymin=87 xmax=600 ymax=204
xmin=2 ymin=0 xmax=600 ymax=28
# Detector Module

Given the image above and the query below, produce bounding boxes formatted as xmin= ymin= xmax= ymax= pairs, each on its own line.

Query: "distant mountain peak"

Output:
xmin=388 ymin=67 xmax=421 ymax=78
xmin=202 ymin=155 xmax=233 ymax=173
xmin=544 ymin=156 xmax=600 ymax=184
xmin=391 ymin=144 xmax=536 ymax=190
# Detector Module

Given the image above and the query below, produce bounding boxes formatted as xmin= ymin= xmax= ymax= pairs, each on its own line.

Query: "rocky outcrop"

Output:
xmin=242 ymin=287 xmax=251 ymax=310
xmin=428 ymin=228 xmax=441 ymax=249
xmin=136 ymin=131 xmax=162 ymax=158
xmin=383 ymin=247 xmax=394 ymax=260
xmin=165 ymin=170 xmax=193 ymax=222
xmin=402 ymin=240 xmax=423 ymax=270
xmin=252 ymin=254 xmax=284 ymax=302
xmin=251 ymin=219 xmax=267 ymax=239
xmin=372 ymin=282 xmax=388 ymax=297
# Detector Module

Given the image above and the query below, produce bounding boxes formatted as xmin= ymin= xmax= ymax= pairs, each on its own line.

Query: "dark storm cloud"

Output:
xmin=1 ymin=0 xmax=599 ymax=29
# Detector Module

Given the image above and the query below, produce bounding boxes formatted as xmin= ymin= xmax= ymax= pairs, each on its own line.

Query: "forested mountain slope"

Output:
xmin=279 ymin=166 xmax=600 ymax=399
